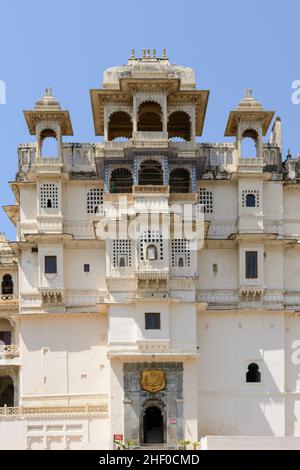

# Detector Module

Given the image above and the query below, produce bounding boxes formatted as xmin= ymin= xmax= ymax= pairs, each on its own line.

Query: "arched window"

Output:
xmin=246 ymin=363 xmax=261 ymax=383
xmin=0 ymin=376 xmax=14 ymax=407
xmin=140 ymin=231 xmax=163 ymax=261
xmin=108 ymin=111 xmax=132 ymax=141
xmin=146 ymin=244 xmax=158 ymax=261
xmin=1 ymin=274 xmax=13 ymax=295
xmin=40 ymin=128 xmax=58 ymax=157
xmin=241 ymin=129 xmax=259 ymax=158
xmin=168 ymin=111 xmax=191 ymax=141
xmin=137 ymin=101 xmax=162 ymax=132
xmin=139 ymin=159 xmax=163 ymax=186
xmin=0 ymin=319 xmax=12 ymax=346
xmin=169 ymin=168 xmax=190 ymax=193
xmin=246 ymin=193 xmax=256 ymax=207
xmin=110 ymin=168 xmax=133 ymax=193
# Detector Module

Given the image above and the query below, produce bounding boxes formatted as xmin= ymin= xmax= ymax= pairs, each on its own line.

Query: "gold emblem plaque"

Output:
xmin=141 ymin=370 xmax=166 ymax=393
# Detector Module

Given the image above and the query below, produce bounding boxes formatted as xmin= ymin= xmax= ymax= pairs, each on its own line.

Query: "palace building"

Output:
xmin=1 ymin=49 xmax=300 ymax=449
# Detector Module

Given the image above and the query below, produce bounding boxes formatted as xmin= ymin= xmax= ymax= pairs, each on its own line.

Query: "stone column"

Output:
xmin=163 ymin=94 xmax=168 ymax=135
xmin=132 ymin=95 xmax=137 ymax=133
xmin=109 ymin=358 xmax=124 ymax=449
xmin=183 ymin=358 xmax=198 ymax=441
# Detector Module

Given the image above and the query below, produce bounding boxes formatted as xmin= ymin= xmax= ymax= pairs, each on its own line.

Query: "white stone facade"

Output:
xmin=1 ymin=50 xmax=300 ymax=449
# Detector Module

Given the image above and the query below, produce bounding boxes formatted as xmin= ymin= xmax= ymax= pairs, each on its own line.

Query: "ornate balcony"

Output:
xmin=0 ymin=344 xmax=19 ymax=359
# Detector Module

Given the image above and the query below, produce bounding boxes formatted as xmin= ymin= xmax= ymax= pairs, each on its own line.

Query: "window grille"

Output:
xmin=171 ymin=239 xmax=191 ymax=267
xmin=87 ymin=188 xmax=104 ymax=214
xmin=40 ymin=183 xmax=58 ymax=209
xmin=140 ymin=230 xmax=163 ymax=261
xmin=112 ymin=239 xmax=132 ymax=267
xmin=197 ymin=188 xmax=213 ymax=213
xmin=242 ymin=189 xmax=259 ymax=208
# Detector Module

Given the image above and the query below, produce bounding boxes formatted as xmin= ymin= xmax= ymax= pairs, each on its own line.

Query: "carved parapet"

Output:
xmin=0 ymin=403 xmax=108 ymax=418
xmin=133 ymin=184 xmax=169 ymax=195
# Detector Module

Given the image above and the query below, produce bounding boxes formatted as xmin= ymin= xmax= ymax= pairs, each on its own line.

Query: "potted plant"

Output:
xmin=113 ymin=439 xmax=126 ymax=450
xmin=192 ymin=441 xmax=200 ymax=450
xmin=177 ymin=439 xmax=191 ymax=450
xmin=125 ymin=439 xmax=137 ymax=450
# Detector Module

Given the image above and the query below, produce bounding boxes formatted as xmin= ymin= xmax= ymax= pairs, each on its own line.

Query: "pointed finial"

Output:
xmin=130 ymin=49 xmax=135 ymax=59
xmin=45 ymin=87 xmax=52 ymax=97
xmin=244 ymin=88 xmax=253 ymax=99
xmin=152 ymin=49 xmax=156 ymax=58
xmin=162 ymin=48 xmax=167 ymax=58
xmin=142 ymin=48 xmax=146 ymax=58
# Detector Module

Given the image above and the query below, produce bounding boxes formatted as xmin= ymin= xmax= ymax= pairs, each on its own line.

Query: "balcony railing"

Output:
xmin=133 ymin=185 xmax=169 ymax=194
xmin=133 ymin=131 xmax=168 ymax=141
xmin=0 ymin=403 xmax=108 ymax=418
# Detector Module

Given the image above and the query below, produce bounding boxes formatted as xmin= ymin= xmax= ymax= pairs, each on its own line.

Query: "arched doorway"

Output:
xmin=0 ymin=376 xmax=14 ymax=407
xmin=143 ymin=406 xmax=164 ymax=444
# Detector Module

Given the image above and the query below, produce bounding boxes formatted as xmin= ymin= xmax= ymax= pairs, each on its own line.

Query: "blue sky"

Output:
xmin=0 ymin=0 xmax=300 ymax=239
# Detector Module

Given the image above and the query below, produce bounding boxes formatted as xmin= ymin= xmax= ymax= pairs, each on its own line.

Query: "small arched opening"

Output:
xmin=246 ymin=363 xmax=261 ymax=383
xmin=139 ymin=159 xmax=163 ymax=186
xmin=0 ymin=376 xmax=14 ymax=407
xmin=1 ymin=274 xmax=13 ymax=296
xmin=137 ymin=101 xmax=163 ymax=132
xmin=143 ymin=405 xmax=164 ymax=444
xmin=118 ymin=256 xmax=126 ymax=267
xmin=0 ymin=318 xmax=12 ymax=346
xmin=246 ymin=193 xmax=256 ymax=207
xmin=169 ymin=168 xmax=191 ymax=193
xmin=241 ymin=129 xmax=259 ymax=158
xmin=110 ymin=168 xmax=133 ymax=193
xmin=146 ymin=244 xmax=158 ymax=261
xmin=108 ymin=111 xmax=133 ymax=141
xmin=178 ymin=256 xmax=185 ymax=267
xmin=168 ymin=111 xmax=191 ymax=141
xmin=40 ymin=128 xmax=58 ymax=157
